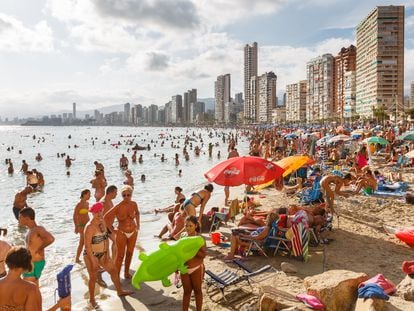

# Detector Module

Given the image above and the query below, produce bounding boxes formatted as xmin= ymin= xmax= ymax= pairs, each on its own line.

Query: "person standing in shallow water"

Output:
xmin=73 ymin=189 xmax=91 ymax=263
xmin=104 ymin=185 xmax=140 ymax=279
xmin=90 ymin=170 xmax=107 ymax=202
xmin=84 ymin=203 xmax=133 ymax=308
xmin=19 ymin=207 xmax=55 ymax=287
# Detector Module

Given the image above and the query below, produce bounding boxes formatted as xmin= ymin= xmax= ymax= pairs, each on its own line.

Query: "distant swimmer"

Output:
xmin=26 ymin=171 xmax=39 ymax=190
xmin=175 ymin=154 xmax=180 ymax=166
xmin=65 ymin=155 xmax=75 ymax=168
xmin=20 ymin=160 xmax=29 ymax=174
xmin=90 ymin=170 xmax=107 ymax=202
xmin=119 ymin=154 xmax=129 ymax=170
xmin=7 ymin=161 xmax=14 ymax=174
xmin=13 ymin=186 xmax=32 ymax=220
xmin=35 ymin=153 xmax=42 ymax=161
xmin=19 ymin=207 xmax=55 ymax=287
xmin=138 ymin=154 xmax=143 ymax=164
xmin=32 ymin=169 xmax=44 ymax=188
xmin=132 ymin=151 xmax=137 ymax=163
xmin=73 ymin=189 xmax=91 ymax=263
xmin=141 ymin=174 xmax=146 ymax=182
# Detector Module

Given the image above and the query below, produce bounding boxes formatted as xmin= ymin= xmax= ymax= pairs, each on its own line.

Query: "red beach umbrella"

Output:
xmin=204 ymin=156 xmax=285 ymax=186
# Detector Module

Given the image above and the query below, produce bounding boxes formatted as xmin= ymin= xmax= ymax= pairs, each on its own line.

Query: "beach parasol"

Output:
xmin=276 ymin=155 xmax=315 ymax=177
xmin=398 ymin=132 xmax=414 ymax=141
xmin=328 ymin=134 xmax=351 ymax=144
xmin=363 ymin=136 xmax=388 ymax=145
xmin=284 ymin=133 xmax=298 ymax=139
xmin=316 ymin=135 xmax=331 ymax=146
xmin=204 ymin=156 xmax=284 ymax=186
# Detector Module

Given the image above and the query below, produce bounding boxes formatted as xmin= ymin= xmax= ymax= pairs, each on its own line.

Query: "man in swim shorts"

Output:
xmin=19 ymin=207 xmax=55 ymax=286
xmin=12 ymin=186 xmax=32 ymax=220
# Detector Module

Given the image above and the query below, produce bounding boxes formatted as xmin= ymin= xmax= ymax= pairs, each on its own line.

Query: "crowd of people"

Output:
xmin=1 ymin=122 xmax=413 ymax=310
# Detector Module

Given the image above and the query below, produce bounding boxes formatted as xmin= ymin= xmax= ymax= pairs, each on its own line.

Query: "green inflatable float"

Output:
xmin=132 ymin=236 xmax=204 ymax=289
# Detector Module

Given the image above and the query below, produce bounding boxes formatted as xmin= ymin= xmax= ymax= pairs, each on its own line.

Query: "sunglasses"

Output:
xmin=122 ymin=193 xmax=131 ymax=198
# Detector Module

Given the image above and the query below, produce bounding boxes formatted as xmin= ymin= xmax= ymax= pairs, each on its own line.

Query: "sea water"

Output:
xmin=0 ymin=126 xmax=249 ymax=302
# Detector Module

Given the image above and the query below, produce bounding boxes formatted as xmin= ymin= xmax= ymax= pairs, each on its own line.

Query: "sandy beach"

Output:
xmin=63 ymin=167 xmax=414 ymax=311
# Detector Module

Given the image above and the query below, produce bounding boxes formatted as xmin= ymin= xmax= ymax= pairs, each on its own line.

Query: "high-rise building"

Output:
xmin=214 ymin=74 xmax=231 ymax=123
xmin=306 ymin=54 xmax=335 ymax=123
xmin=244 ymin=42 xmax=258 ymax=123
xmin=334 ymin=45 xmax=356 ymax=121
xmin=190 ymin=101 xmax=205 ymax=123
xmin=249 ymin=76 xmax=259 ymax=122
xmin=164 ymin=101 xmax=172 ymax=124
xmin=234 ymin=92 xmax=243 ymax=105
xmin=124 ymin=103 xmax=131 ymax=123
xmin=171 ymin=95 xmax=182 ymax=124
xmin=411 ymin=82 xmax=414 ymax=110
xmin=286 ymin=80 xmax=307 ymax=123
xmin=148 ymin=104 xmax=158 ymax=125
xmin=344 ymin=71 xmax=357 ymax=120
xmin=72 ymin=103 xmax=76 ymax=119
xmin=272 ymin=105 xmax=286 ymax=125
xmin=183 ymin=89 xmax=197 ymax=123
xmin=356 ymin=5 xmax=405 ymax=118
xmin=257 ymin=72 xmax=277 ymax=123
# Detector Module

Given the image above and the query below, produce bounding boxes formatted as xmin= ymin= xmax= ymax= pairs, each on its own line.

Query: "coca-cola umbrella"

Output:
xmin=204 ymin=156 xmax=285 ymax=186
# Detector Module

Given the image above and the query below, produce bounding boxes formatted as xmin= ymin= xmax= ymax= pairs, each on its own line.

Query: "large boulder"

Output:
xmin=258 ymin=286 xmax=308 ymax=311
xmin=396 ymin=275 xmax=414 ymax=302
xmin=281 ymin=262 xmax=298 ymax=274
xmin=304 ymin=270 xmax=369 ymax=311
xmin=354 ymin=298 xmax=386 ymax=311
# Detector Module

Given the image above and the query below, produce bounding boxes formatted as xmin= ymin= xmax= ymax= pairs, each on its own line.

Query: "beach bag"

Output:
xmin=359 ymin=274 xmax=396 ymax=295
xmin=57 ymin=264 xmax=74 ymax=298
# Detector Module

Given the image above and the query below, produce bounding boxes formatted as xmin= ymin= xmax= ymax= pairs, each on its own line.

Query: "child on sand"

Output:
xmin=180 ymin=216 xmax=206 ymax=311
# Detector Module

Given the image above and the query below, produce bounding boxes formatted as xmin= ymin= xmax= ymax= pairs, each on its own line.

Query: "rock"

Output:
xmin=281 ymin=262 xmax=298 ymax=274
xmin=396 ymin=275 xmax=414 ymax=302
xmin=259 ymin=286 xmax=308 ymax=311
xmin=304 ymin=270 xmax=369 ymax=311
xmin=354 ymin=298 xmax=386 ymax=311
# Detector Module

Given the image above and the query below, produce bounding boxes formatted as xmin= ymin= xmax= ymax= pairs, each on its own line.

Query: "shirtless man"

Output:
xmin=123 ymin=170 xmax=134 ymax=188
xmin=65 ymin=155 xmax=75 ymax=168
xmin=7 ymin=161 xmax=14 ymax=174
xmin=90 ymin=170 xmax=107 ymax=202
xmin=35 ymin=153 xmax=42 ymax=161
xmin=104 ymin=185 xmax=140 ymax=278
xmin=131 ymin=151 xmax=137 ymax=163
xmin=320 ymin=173 xmax=353 ymax=215
xmin=182 ymin=184 xmax=213 ymax=224
xmin=83 ymin=203 xmax=132 ymax=308
xmin=32 ymin=169 xmax=45 ymax=188
xmin=19 ymin=207 xmax=55 ymax=286
xmin=0 ymin=229 xmax=11 ymax=278
xmin=12 ymin=186 xmax=32 ymax=220
xmin=119 ymin=154 xmax=129 ymax=170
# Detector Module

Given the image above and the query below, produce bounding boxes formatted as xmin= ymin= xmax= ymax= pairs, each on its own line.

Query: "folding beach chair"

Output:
xmin=266 ymin=226 xmax=292 ymax=257
xmin=299 ymin=176 xmax=322 ymax=205
xmin=243 ymin=221 xmax=279 ymax=258
xmin=205 ymin=264 xmax=272 ymax=301
xmin=209 ymin=199 xmax=240 ymax=233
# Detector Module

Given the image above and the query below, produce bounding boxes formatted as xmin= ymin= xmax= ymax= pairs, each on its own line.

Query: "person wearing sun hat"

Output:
xmin=83 ymin=201 xmax=133 ymax=308
xmin=104 ymin=185 xmax=140 ymax=279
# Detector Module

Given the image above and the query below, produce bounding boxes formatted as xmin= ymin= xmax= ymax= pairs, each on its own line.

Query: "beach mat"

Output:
xmin=372 ymin=190 xmax=406 ymax=197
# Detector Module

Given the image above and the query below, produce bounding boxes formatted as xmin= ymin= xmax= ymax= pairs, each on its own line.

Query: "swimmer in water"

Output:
xmin=90 ymin=170 xmax=107 ymax=202
xmin=73 ymin=189 xmax=91 ymax=263
xmin=123 ymin=170 xmax=134 ymax=188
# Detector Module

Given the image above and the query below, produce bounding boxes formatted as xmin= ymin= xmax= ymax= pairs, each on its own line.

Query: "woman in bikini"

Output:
xmin=73 ymin=189 xmax=90 ymax=263
xmin=84 ymin=202 xmax=132 ymax=308
xmin=104 ymin=185 xmax=140 ymax=279
xmin=182 ymin=184 xmax=213 ymax=224
xmin=90 ymin=170 xmax=107 ymax=202
xmin=180 ymin=216 xmax=206 ymax=311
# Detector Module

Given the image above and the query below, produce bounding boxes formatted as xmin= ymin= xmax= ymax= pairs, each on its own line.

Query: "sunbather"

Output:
xmin=223 ymin=212 xmax=279 ymax=261
xmin=353 ymin=169 xmax=378 ymax=194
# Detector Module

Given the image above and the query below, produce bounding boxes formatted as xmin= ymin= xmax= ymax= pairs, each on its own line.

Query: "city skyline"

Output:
xmin=0 ymin=1 xmax=413 ymax=118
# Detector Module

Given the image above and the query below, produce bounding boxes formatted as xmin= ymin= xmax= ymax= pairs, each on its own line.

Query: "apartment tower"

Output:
xmin=356 ymin=6 xmax=404 ymax=118
xmin=214 ymin=74 xmax=231 ymax=123
xmin=257 ymin=72 xmax=277 ymax=123
xmin=306 ymin=54 xmax=335 ymax=123
xmin=334 ymin=45 xmax=356 ymax=121
xmin=411 ymin=81 xmax=414 ymax=110
xmin=286 ymin=80 xmax=307 ymax=123
xmin=244 ymin=42 xmax=258 ymax=123
xmin=72 ymin=102 xmax=76 ymax=119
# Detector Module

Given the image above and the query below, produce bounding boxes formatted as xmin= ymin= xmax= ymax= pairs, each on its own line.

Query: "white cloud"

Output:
xmin=0 ymin=13 xmax=54 ymax=52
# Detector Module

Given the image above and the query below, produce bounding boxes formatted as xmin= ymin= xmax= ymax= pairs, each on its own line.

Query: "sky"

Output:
xmin=0 ymin=0 xmax=413 ymax=118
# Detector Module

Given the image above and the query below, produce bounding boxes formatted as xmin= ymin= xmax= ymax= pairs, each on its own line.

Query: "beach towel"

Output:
xmin=402 ymin=260 xmax=414 ymax=275
xmin=291 ymin=222 xmax=309 ymax=262
xmin=296 ymin=293 xmax=324 ymax=309
xmin=358 ymin=283 xmax=389 ymax=300
xmin=359 ymin=274 xmax=396 ymax=295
